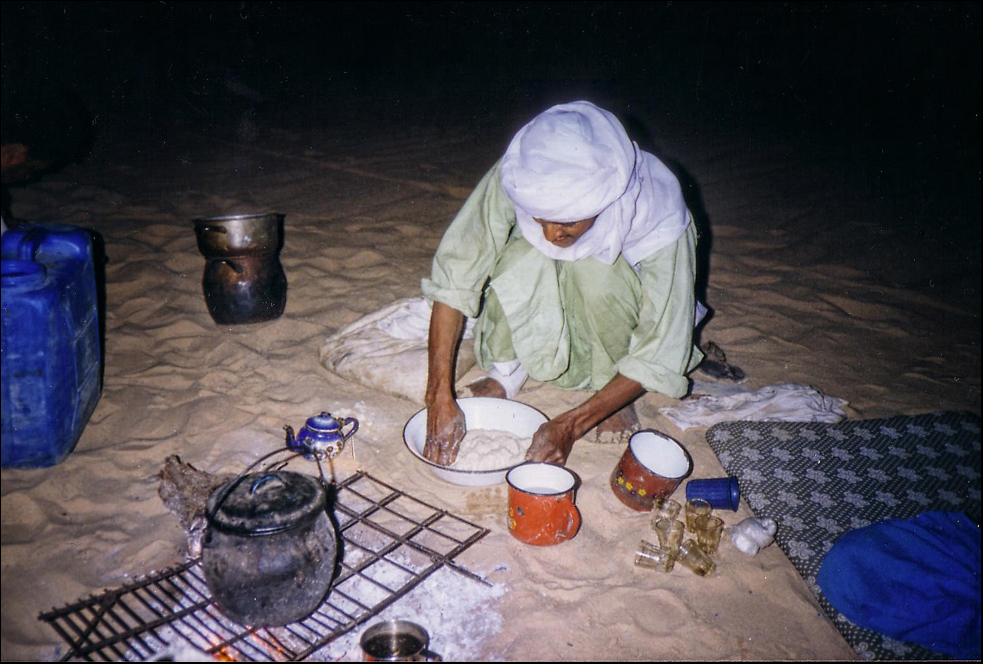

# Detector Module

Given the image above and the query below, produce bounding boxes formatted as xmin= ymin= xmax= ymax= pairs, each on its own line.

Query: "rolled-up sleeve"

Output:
xmin=421 ymin=160 xmax=517 ymax=317
xmin=616 ymin=220 xmax=704 ymax=398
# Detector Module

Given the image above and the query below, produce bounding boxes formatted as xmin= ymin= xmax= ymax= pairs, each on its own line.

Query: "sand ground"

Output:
xmin=1 ymin=93 xmax=979 ymax=661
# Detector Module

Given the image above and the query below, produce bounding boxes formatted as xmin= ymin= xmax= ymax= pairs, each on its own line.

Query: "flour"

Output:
xmin=450 ymin=428 xmax=531 ymax=471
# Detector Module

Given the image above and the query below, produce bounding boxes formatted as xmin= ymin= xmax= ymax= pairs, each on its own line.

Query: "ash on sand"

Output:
xmin=318 ymin=563 xmax=508 ymax=662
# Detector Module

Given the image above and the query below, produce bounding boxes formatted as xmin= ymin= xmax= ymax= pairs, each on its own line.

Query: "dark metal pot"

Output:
xmin=194 ymin=213 xmax=287 ymax=324
xmin=201 ymin=254 xmax=287 ymax=325
xmin=202 ymin=470 xmax=338 ymax=627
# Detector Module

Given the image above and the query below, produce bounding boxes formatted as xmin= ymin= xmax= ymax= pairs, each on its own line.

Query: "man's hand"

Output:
xmin=525 ymin=416 xmax=578 ymax=464
xmin=423 ymin=395 xmax=466 ymax=466
xmin=525 ymin=374 xmax=646 ymax=466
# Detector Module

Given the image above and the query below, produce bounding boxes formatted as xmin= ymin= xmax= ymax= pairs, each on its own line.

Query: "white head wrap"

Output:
xmin=500 ymin=101 xmax=689 ymax=265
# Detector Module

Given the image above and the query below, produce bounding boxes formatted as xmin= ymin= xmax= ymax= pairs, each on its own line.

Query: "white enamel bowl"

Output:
xmin=403 ymin=397 xmax=548 ymax=487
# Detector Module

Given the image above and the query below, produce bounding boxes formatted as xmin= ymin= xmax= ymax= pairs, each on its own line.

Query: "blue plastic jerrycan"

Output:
xmin=1 ymin=224 xmax=102 ymax=468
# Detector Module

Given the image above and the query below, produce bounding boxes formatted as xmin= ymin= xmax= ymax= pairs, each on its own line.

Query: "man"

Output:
xmin=422 ymin=101 xmax=704 ymax=466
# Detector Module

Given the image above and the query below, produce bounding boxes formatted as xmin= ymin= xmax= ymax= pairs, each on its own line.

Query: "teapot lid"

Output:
xmin=207 ymin=470 xmax=327 ymax=537
xmin=305 ymin=412 xmax=342 ymax=431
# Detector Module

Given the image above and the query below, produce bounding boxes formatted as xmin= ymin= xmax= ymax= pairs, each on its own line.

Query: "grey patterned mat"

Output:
xmin=706 ymin=411 xmax=981 ymax=661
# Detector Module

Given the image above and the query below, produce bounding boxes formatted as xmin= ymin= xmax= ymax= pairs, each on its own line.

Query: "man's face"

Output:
xmin=533 ymin=216 xmax=597 ymax=248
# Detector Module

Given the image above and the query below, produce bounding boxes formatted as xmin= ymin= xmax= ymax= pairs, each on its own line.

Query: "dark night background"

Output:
xmin=2 ymin=1 xmax=980 ymax=290
xmin=0 ymin=7 xmax=979 ymax=658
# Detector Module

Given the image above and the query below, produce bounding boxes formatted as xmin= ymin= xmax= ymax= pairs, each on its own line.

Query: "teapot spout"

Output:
xmin=283 ymin=425 xmax=299 ymax=452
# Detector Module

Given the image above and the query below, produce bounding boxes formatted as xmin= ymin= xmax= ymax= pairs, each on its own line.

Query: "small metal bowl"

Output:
xmin=403 ymin=397 xmax=548 ymax=487
xmin=193 ymin=213 xmax=284 ymax=257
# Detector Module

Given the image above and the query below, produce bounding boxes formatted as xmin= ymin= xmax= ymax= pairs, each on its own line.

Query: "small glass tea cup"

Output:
xmin=649 ymin=497 xmax=682 ymax=528
xmin=652 ymin=518 xmax=685 ymax=556
xmin=634 ymin=539 xmax=675 ymax=573
xmin=693 ymin=514 xmax=725 ymax=555
xmin=677 ymin=538 xmax=717 ymax=577
xmin=684 ymin=498 xmax=712 ymax=531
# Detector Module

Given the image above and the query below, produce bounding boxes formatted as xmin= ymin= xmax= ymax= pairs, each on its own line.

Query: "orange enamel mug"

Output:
xmin=610 ymin=430 xmax=693 ymax=511
xmin=506 ymin=462 xmax=582 ymax=546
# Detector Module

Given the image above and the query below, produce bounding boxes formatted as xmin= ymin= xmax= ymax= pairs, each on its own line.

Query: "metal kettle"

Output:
xmin=202 ymin=469 xmax=338 ymax=627
xmin=284 ymin=411 xmax=359 ymax=459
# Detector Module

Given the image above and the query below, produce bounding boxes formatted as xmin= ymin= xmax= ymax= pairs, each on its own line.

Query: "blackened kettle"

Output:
xmin=202 ymin=470 xmax=337 ymax=627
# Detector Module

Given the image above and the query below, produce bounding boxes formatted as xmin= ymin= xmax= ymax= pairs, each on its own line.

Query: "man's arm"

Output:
xmin=524 ymin=220 xmax=704 ymax=465
xmin=525 ymin=373 xmax=645 ymax=464
xmin=420 ymin=160 xmax=518 ymax=465
xmin=422 ymin=301 xmax=467 ymax=465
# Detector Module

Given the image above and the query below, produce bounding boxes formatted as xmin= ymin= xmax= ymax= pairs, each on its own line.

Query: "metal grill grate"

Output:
xmin=39 ymin=471 xmax=490 ymax=662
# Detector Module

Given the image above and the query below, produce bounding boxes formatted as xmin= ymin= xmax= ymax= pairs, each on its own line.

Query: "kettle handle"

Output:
xmin=216 ymin=258 xmax=244 ymax=275
xmin=248 ymin=473 xmax=287 ymax=495
xmin=341 ymin=417 xmax=359 ymax=441
xmin=199 ymin=225 xmax=228 ymax=235
xmin=204 ymin=447 xmax=303 ymax=527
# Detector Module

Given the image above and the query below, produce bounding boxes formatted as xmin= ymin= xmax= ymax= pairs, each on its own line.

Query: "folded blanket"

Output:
xmin=817 ymin=511 xmax=981 ymax=659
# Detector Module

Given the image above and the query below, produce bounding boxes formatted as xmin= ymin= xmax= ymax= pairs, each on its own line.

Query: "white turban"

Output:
xmin=500 ymin=101 xmax=690 ymax=265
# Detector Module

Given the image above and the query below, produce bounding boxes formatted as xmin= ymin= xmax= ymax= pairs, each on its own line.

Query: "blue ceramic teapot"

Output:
xmin=284 ymin=411 xmax=359 ymax=459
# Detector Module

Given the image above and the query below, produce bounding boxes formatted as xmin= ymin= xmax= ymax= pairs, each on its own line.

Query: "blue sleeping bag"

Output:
xmin=817 ymin=511 xmax=981 ymax=659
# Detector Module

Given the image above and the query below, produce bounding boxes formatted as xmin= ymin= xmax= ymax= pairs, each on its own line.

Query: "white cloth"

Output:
xmin=499 ymin=100 xmax=690 ymax=266
xmin=373 ymin=296 xmax=475 ymax=341
xmin=658 ymin=383 xmax=849 ymax=430
xmin=319 ymin=297 xmax=476 ymax=404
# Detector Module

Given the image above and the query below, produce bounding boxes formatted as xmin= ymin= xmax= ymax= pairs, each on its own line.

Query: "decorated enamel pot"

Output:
xmin=610 ymin=430 xmax=692 ymax=511
xmin=506 ymin=462 xmax=582 ymax=546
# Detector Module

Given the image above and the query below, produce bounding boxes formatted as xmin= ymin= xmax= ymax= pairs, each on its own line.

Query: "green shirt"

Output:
xmin=422 ymin=161 xmax=703 ymax=398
